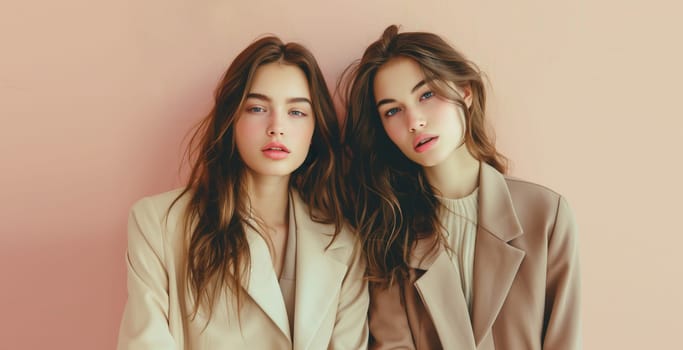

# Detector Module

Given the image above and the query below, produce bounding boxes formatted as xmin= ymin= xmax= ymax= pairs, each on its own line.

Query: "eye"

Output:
xmin=247 ymin=106 xmax=266 ymax=113
xmin=289 ymin=109 xmax=307 ymax=117
xmin=384 ymin=107 xmax=401 ymax=117
xmin=419 ymin=91 xmax=435 ymax=101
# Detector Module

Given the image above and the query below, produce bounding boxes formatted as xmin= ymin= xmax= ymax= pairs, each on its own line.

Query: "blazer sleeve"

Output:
xmin=329 ymin=241 xmax=370 ymax=350
xmin=117 ymin=198 xmax=178 ymax=350
xmin=368 ymin=282 xmax=416 ymax=350
xmin=542 ymin=196 xmax=582 ymax=350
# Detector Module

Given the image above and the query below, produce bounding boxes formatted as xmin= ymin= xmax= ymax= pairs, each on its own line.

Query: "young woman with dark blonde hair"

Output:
xmin=118 ymin=36 xmax=368 ymax=349
xmin=342 ymin=25 xmax=581 ymax=349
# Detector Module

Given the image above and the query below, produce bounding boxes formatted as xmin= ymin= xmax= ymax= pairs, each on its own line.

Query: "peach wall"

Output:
xmin=2 ymin=0 xmax=681 ymax=348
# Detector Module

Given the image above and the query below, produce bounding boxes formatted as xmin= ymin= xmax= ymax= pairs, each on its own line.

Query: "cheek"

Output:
xmin=452 ymin=109 xmax=467 ymax=134
xmin=433 ymin=103 xmax=466 ymax=131
xmin=290 ymin=118 xmax=315 ymax=151
xmin=234 ymin=118 xmax=262 ymax=151
xmin=381 ymin=120 xmax=403 ymax=145
xmin=303 ymin=118 xmax=315 ymax=139
xmin=235 ymin=118 xmax=262 ymax=138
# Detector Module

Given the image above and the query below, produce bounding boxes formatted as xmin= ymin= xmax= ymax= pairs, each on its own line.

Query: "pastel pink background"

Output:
xmin=2 ymin=0 xmax=681 ymax=349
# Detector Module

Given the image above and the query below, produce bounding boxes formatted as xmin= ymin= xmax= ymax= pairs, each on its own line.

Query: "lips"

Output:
xmin=261 ymin=142 xmax=290 ymax=153
xmin=413 ymin=134 xmax=438 ymax=151
xmin=261 ymin=141 xmax=290 ymax=160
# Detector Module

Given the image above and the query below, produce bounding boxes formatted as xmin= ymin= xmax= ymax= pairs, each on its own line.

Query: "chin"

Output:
xmin=418 ymin=161 xmax=440 ymax=168
xmin=408 ymin=155 xmax=442 ymax=168
xmin=249 ymin=164 xmax=301 ymax=178
xmin=256 ymin=171 xmax=296 ymax=178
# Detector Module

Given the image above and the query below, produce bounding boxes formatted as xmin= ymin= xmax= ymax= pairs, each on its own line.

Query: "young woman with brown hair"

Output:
xmin=342 ymin=25 xmax=581 ymax=349
xmin=117 ymin=36 xmax=368 ymax=349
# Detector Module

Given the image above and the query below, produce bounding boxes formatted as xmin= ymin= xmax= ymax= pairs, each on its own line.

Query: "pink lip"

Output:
xmin=262 ymin=142 xmax=290 ymax=159
xmin=413 ymin=134 xmax=439 ymax=153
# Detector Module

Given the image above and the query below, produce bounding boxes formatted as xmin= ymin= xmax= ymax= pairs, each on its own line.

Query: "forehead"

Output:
xmin=374 ymin=57 xmax=425 ymax=101
xmin=249 ymin=62 xmax=311 ymax=99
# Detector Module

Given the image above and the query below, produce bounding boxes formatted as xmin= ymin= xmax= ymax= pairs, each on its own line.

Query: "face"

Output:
xmin=373 ymin=57 xmax=472 ymax=168
xmin=234 ymin=62 xmax=315 ymax=178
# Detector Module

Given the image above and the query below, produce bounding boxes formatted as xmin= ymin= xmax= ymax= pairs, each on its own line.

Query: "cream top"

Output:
xmin=438 ymin=188 xmax=479 ymax=314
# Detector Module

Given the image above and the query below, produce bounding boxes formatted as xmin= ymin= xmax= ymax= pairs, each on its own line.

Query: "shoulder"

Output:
xmin=130 ymin=188 xmax=189 ymax=220
xmin=292 ymin=190 xmax=357 ymax=245
xmin=502 ymin=176 xmax=575 ymax=233
xmin=131 ymin=187 xmax=187 ymax=211
xmin=293 ymin=194 xmax=361 ymax=265
xmin=128 ymin=188 xmax=191 ymax=247
xmin=505 ymin=176 xmax=563 ymax=212
xmin=330 ymin=222 xmax=358 ymax=248
xmin=328 ymin=223 xmax=365 ymax=271
xmin=503 ymin=173 xmax=559 ymax=196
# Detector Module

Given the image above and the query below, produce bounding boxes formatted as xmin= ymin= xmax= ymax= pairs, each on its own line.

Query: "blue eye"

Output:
xmin=420 ymin=91 xmax=435 ymax=101
xmin=384 ymin=107 xmax=401 ymax=117
xmin=248 ymin=106 xmax=266 ymax=113
xmin=290 ymin=110 xmax=307 ymax=117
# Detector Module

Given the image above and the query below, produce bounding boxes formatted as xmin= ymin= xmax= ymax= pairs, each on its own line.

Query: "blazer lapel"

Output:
xmin=411 ymin=248 xmax=477 ymax=349
xmin=243 ymin=218 xmax=291 ymax=341
xmin=291 ymin=192 xmax=349 ymax=350
xmin=471 ymin=163 xmax=526 ymax=346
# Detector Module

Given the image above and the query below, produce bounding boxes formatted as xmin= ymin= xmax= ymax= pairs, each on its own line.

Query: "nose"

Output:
xmin=267 ymin=128 xmax=284 ymax=136
xmin=407 ymin=109 xmax=426 ymax=133
xmin=266 ymin=111 xmax=285 ymax=136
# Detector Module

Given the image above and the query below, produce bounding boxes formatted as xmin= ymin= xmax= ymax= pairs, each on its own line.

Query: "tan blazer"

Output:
xmin=368 ymin=163 xmax=581 ymax=350
xmin=117 ymin=189 xmax=369 ymax=350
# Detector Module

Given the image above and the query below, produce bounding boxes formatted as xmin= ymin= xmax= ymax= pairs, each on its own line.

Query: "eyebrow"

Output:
xmin=246 ymin=93 xmax=312 ymax=105
xmin=376 ymin=80 xmax=427 ymax=108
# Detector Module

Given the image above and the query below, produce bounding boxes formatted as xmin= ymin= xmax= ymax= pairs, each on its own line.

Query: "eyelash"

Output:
xmin=247 ymin=106 xmax=266 ymax=113
xmin=289 ymin=110 xmax=307 ymax=117
xmin=420 ymin=91 xmax=435 ymax=100
xmin=383 ymin=91 xmax=435 ymax=117
xmin=385 ymin=107 xmax=401 ymax=117
xmin=246 ymin=106 xmax=307 ymax=117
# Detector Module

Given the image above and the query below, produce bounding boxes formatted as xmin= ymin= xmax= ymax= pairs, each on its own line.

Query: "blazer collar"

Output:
xmin=408 ymin=162 xmax=526 ymax=347
xmin=242 ymin=193 xmax=298 ymax=341
xmin=408 ymin=161 xmax=524 ymax=270
xmin=291 ymin=190 xmax=350 ymax=350
xmin=477 ymin=162 xmax=524 ymax=242
xmin=414 ymin=252 xmax=478 ymax=349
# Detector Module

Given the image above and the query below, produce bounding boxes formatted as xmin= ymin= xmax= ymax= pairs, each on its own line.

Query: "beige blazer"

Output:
xmin=117 ymin=189 xmax=369 ymax=350
xmin=368 ymin=163 xmax=581 ymax=350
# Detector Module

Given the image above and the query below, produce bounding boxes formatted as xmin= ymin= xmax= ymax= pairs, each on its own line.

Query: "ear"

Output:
xmin=461 ymin=84 xmax=473 ymax=109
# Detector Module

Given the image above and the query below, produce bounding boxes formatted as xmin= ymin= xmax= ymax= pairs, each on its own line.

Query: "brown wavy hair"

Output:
xmin=170 ymin=36 xmax=345 ymax=323
xmin=340 ymin=25 xmax=508 ymax=287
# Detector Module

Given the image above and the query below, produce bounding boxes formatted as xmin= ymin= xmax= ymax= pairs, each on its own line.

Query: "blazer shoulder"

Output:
xmin=504 ymin=176 xmax=561 ymax=197
xmin=292 ymin=192 xmax=358 ymax=249
xmin=323 ymin=223 xmax=363 ymax=269
xmin=131 ymin=188 xmax=188 ymax=217
xmin=502 ymin=177 xmax=572 ymax=230
xmin=129 ymin=187 xmax=191 ymax=247
xmin=333 ymin=222 xmax=359 ymax=246
xmin=504 ymin=176 xmax=564 ymax=205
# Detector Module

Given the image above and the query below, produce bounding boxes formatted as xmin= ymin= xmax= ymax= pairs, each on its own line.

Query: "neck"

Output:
xmin=424 ymin=144 xmax=480 ymax=199
xmin=244 ymin=172 xmax=290 ymax=228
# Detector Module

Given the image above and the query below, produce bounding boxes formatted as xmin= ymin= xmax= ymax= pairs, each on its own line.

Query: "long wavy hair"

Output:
xmin=340 ymin=25 xmax=508 ymax=287
xmin=170 ymin=36 xmax=345 ymax=322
